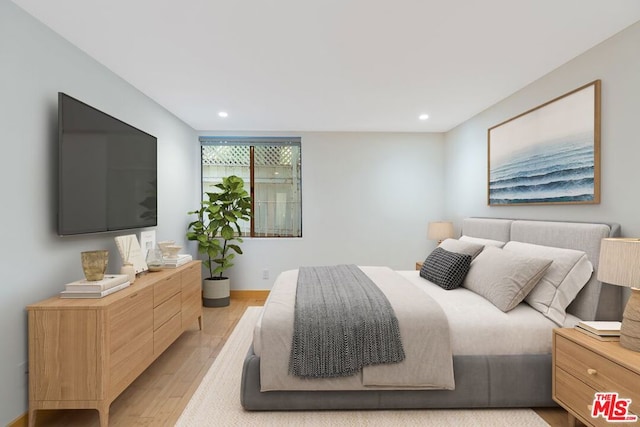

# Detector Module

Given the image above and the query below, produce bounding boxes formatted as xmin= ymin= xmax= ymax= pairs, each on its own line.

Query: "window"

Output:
xmin=199 ymin=137 xmax=302 ymax=237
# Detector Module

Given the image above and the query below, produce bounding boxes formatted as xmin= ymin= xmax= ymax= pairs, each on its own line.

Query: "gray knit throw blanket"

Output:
xmin=289 ymin=265 xmax=405 ymax=378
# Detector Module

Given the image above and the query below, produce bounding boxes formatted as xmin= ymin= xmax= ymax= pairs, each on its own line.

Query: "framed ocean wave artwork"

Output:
xmin=488 ymin=80 xmax=600 ymax=206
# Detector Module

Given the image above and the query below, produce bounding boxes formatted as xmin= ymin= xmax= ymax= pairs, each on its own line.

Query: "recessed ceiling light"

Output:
xmin=419 ymin=114 xmax=429 ymax=120
xmin=218 ymin=111 xmax=228 ymax=118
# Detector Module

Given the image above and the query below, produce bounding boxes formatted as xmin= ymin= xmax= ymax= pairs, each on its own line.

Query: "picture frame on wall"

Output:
xmin=487 ymin=80 xmax=601 ymax=206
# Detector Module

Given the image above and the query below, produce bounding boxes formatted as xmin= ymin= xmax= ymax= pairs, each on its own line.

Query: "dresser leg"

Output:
xmin=28 ymin=409 xmax=36 ymax=427
xmin=198 ymin=314 xmax=203 ymax=330
xmin=567 ymin=411 xmax=577 ymax=427
xmin=98 ymin=407 xmax=110 ymax=427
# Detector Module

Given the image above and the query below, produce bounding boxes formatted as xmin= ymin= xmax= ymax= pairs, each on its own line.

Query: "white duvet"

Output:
xmin=396 ymin=270 xmax=580 ymax=355
xmin=253 ymin=268 xmax=576 ymax=392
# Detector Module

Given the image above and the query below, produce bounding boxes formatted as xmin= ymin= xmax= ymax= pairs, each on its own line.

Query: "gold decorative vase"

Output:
xmin=81 ymin=250 xmax=109 ymax=281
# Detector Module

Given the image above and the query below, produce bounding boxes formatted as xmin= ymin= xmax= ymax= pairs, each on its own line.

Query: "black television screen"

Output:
xmin=58 ymin=93 xmax=157 ymax=235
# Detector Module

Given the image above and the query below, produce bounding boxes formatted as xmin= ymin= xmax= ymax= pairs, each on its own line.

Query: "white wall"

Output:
xmin=193 ymin=131 xmax=446 ymax=290
xmin=444 ymin=21 xmax=640 ymax=237
xmin=0 ymin=2 xmax=199 ymax=423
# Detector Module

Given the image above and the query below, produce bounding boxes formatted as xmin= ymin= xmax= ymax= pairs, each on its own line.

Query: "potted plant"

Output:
xmin=187 ymin=175 xmax=252 ymax=307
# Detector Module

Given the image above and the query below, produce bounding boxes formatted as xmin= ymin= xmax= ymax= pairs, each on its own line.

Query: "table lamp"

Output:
xmin=427 ymin=221 xmax=454 ymax=244
xmin=597 ymin=238 xmax=640 ymax=352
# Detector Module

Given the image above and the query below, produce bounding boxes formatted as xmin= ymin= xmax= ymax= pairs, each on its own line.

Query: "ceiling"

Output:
xmin=11 ymin=0 xmax=640 ymax=132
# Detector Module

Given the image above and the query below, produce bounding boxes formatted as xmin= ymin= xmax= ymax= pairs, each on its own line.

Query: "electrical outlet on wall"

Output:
xmin=262 ymin=269 xmax=269 ymax=280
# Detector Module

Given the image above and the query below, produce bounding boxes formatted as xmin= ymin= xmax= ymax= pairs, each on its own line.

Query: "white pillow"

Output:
xmin=503 ymin=241 xmax=593 ymax=326
xmin=438 ymin=238 xmax=484 ymax=260
xmin=463 ymin=246 xmax=552 ymax=312
xmin=459 ymin=235 xmax=506 ymax=248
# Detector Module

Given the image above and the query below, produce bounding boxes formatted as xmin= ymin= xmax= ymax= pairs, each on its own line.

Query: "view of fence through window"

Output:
xmin=200 ymin=138 xmax=302 ymax=237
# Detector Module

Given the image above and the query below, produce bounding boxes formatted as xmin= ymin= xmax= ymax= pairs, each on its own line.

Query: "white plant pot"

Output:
xmin=203 ymin=277 xmax=230 ymax=307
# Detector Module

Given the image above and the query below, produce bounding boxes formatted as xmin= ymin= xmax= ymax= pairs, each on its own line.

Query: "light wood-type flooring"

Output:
xmin=27 ymin=297 xmax=576 ymax=427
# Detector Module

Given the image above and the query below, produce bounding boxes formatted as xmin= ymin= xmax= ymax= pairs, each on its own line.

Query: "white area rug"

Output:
xmin=176 ymin=306 xmax=549 ymax=426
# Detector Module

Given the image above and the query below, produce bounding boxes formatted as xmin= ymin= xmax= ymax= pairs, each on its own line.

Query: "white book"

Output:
xmin=65 ymin=274 xmax=129 ymax=292
xmin=163 ymin=254 xmax=192 ymax=267
xmin=60 ymin=281 xmax=131 ymax=298
xmin=577 ymin=321 xmax=622 ymax=336
xmin=575 ymin=326 xmax=621 ymax=342
xmin=164 ymin=254 xmax=191 ymax=261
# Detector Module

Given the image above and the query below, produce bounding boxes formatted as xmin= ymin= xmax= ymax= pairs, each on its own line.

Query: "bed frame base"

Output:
xmin=241 ymin=346 xmax=556 ymax=410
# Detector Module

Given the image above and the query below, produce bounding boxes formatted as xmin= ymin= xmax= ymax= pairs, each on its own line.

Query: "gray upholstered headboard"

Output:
xmin=461 ymin=218 xmax=622 ymax=321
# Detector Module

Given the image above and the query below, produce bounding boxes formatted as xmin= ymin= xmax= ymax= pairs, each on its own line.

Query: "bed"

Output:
xmin=241 ymin=218 xmax=623 ymax=410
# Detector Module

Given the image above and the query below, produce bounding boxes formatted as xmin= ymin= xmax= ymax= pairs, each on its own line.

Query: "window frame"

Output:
xmin=199 ymin=136 xmax=302 ymax=238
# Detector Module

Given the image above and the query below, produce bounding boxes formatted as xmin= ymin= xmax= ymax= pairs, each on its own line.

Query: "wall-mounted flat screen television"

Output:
xmin=58 ymin=93 xmax=157 ymax=236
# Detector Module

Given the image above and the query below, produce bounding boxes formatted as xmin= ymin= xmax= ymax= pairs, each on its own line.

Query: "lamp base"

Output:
xmin=620 ymin=288 xmax=640 ymax=352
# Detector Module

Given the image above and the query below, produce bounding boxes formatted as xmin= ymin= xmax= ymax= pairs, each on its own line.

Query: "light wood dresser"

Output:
xmin=27 ymin=261 xmax=202 ymax=427
xmin=553 ymin=328 xmax=640 ymax=427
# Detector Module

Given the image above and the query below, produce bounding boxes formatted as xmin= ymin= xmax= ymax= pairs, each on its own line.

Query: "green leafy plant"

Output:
xmin=187 ymin=175 xmax=252 ymax=279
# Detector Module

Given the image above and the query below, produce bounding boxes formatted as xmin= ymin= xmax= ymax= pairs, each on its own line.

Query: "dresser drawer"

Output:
xmin=555 ymin=368 xmax=609 ymax=427
xmin=109 ymin=330 xmax=153 ymax=400
xmin=182 ymin=289 xmax=202 ymax=329
xmin=181 ymin=281 xmax=200 ymax=303
xmin=181 ymin=263 xmax=201 ymax=291
xmin=154 ymin=312 xmax=182 ymax=356
xmin=154 ymin=274 xmax=181 ymax=307
xmin=154 ymin=292 xmax=181 ymax=331
xmin=556 ymin=334 xmax=640 ymax=415
xmin=109 ymin=287 xmax=154 ymax=358
xmin=108 ymin=288 xmax=154 ymax=399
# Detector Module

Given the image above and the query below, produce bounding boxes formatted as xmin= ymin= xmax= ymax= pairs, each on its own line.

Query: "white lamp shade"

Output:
xmin=597 ymin=238 xmax=640 ymax=288
xmin=428 ymin=221 xmax=454 ymax=242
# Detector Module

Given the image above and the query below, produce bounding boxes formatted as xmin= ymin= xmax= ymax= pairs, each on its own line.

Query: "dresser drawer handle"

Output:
xmin=587 ymin=368 xmax=597 ymax=376
xmin=588 ymin=404 xmax=593 ymax=412
xmin=129 ymin=293 xmax=138 ymax=299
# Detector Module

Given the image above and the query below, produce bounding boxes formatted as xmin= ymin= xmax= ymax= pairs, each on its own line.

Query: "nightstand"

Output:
xmin=552 ymin=328 xmax=640 ymax=427
xmin=415 ymin=262 xmax=423 ymax=270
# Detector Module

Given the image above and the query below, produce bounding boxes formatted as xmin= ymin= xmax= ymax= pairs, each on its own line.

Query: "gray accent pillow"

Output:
xmin=420 ymin=247 xmax=472 ymax=290
xmin=439 ymin=238 xmax=484 ymax=260
xmin=462 ymin=246 xmax=552 ymax=312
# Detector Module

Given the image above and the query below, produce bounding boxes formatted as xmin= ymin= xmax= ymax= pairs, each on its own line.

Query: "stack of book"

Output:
xmin=162 ymin=254 xmax=192 ymax=268
xmin=60 ymin=274 xmax=130 ymax=299
xmin=575 ymin=320 xmax=622 ymax=341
